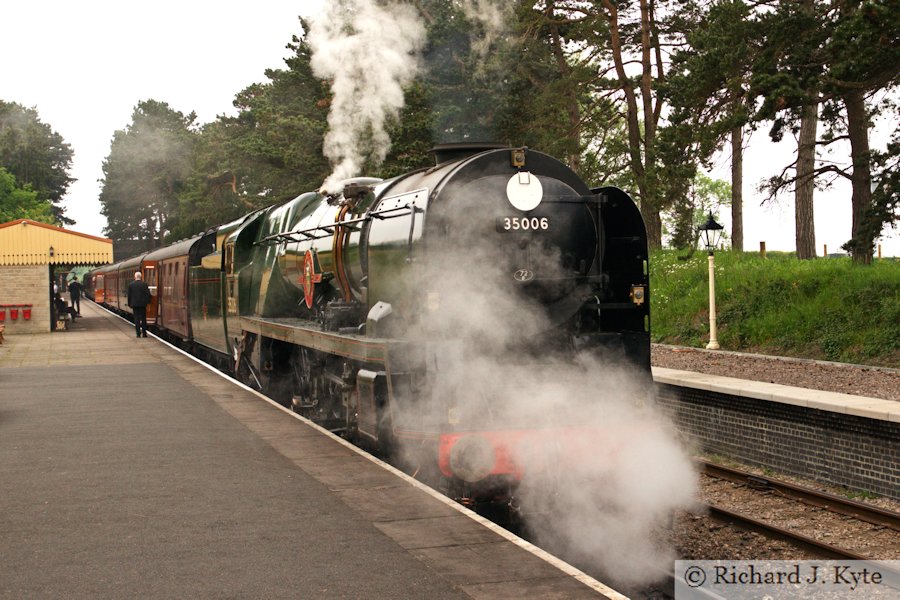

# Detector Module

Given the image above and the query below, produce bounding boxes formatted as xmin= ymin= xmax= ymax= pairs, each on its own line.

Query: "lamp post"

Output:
xmin=699 ymin=213 xmax=724 ymax=350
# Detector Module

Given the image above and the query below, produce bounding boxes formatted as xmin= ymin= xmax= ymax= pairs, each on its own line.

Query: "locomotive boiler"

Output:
xmin=92 ymin=144 xmax=651 ymax=504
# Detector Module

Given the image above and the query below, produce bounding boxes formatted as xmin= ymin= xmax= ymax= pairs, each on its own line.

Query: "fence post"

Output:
xmin=759 ymin=241 xmax=766 ymax=259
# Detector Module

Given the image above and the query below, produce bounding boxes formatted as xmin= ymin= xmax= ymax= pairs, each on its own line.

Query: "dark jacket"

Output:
xmin=68 ymin=280 xmax=83 ymax=298
xmin=127 ymin=279 xmax=151 ymax=308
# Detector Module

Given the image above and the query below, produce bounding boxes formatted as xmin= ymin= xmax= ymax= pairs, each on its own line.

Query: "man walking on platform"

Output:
xmin=127 ymin=271 xmax=151 ymax=338
xmin=68 ymin=276 xmax=83 ymax=315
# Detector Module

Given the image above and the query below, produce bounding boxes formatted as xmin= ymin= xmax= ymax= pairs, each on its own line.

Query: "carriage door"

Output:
xmin=144 ymin=265 xmax=158 ymax=321
xmin=224 ymin=241 xmax=238 ymax=318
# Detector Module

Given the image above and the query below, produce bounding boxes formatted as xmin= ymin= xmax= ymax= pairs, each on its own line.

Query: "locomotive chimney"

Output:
xmin=429 ymin=142 xmax=509 ymax=165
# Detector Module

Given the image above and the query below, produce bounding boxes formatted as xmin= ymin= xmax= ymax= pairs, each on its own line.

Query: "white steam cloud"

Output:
xmin=308 ymin=0 xmax=426 ymax=192
xmin=308 ymin=0 xmax=514 ymax=188
xmin=422 ymin=339 xmax=698 ymax=587
xmin=401 ymin=192 xmax=698 ymax=588
xmin=513 ymin=378 xmax=699 ymax=588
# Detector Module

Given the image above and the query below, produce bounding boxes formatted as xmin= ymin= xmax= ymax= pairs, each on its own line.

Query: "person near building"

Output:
xmin=54 ymin=292 xmax=77 ymax=322
xmin=126 ymin=271 xmax=151 ymax=338
xmin=68 ymin=276 xmax=83 ymax=315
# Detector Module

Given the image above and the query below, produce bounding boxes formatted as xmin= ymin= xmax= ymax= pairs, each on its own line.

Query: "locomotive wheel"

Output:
xmin=288 ymin=347 xmax=347 ymax=431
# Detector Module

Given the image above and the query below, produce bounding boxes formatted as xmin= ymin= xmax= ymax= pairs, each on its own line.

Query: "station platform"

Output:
xmin=0 ymin=301 xmax=619 ymax=599
xmin=652 ymin=367 xmax=899 ymax=423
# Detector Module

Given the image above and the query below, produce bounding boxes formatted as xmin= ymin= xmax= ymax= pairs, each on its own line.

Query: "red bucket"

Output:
xmin=0 ymin=309 xmax=5 ymax=321
xmin=23 ymin=307 xmax=32 ymax=320
xmin=10 ymin=308 xmax=18 ymax=320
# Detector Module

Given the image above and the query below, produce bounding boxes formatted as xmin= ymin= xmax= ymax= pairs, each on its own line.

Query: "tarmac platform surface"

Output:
xmin=0 ymin=301 xmax=617 ymax=599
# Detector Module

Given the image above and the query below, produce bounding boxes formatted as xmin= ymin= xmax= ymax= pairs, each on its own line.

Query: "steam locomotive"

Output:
xmin=87 ymin=144 xmax=651 ymax=504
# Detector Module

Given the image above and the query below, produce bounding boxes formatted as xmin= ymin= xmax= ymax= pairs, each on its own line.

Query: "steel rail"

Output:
xmin=700 ymin=460 xmax=900 ymax=531
xmin=705 ymin=504 xmax=869 ymax=560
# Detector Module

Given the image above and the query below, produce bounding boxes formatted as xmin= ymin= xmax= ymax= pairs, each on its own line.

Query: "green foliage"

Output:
xmin=99 ymin=100 xmax=197 ymax=246
xmin=664 ymin=0 xmax=755 ymax=154
xmin=215 ymin=25 xmax=331 ymax=203
xmin=845 ymin=488 xmax=878 ymax=501
xmin=376 ymin=81 xmax=435 ymax=178
xmin=750 ymin=1 xmax=826 ymax=129
xmin=418 ymin=0 xmax=513 ymax=144
xmin=750 ymin=0 xmax=899 ymax=262
xmin=663 ymin=173 xmax=731 ymax=250
xmin=650 ymin=250 xmax=899 ymax=367
xmin=0 ymin=100 xmax=74 ymax=223
xmin=0 ymin=167 xmax=56 ymax=223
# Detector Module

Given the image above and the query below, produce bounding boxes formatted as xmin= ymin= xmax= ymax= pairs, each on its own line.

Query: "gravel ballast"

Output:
xmin=651 ymin=344 xmax=899 ymax=401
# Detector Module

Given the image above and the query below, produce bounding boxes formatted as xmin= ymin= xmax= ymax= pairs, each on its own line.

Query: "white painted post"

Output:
xmin=706 ymin=253 xmax=720 ymax=350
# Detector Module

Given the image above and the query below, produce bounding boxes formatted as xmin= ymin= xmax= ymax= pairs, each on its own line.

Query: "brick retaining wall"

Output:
xmin=0 ymin=264 xmax=51 ymax=334
xmin=656 ymin=383 xmax=900 ymax=500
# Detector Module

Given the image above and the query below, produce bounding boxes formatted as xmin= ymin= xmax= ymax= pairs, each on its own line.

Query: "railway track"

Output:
xmin=700 ymin=459 xmax=900 ymax=560
xmin=701 ymin=460 xmax=900 ymax=531
xmin=705 ymin=504 xmax=868 ymax=560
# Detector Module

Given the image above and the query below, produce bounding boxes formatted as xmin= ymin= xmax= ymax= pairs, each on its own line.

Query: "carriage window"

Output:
xmin=145 ymin=266 xmax=157 ymax=294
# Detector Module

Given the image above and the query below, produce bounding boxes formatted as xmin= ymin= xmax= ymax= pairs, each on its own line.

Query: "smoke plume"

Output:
xmin=307 ymin=0 xmax=426 ymax=192
xmin=308 ymin=0 xmax=516 ymax=177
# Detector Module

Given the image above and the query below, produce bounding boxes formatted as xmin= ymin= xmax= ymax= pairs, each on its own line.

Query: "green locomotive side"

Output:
xmin=188 ymin=230 xmax=224 ymax=354
xmin=170 ymin=214 xmax=259 ymax=363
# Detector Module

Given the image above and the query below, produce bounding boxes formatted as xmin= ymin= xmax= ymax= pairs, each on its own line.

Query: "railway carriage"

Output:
xmin=101 ymin=264 xmax=120 ymax=310
xmin=145 ymin=237 xmax=200 ymax=340
xmin=83 ymin=268 xmax=101 ymax=303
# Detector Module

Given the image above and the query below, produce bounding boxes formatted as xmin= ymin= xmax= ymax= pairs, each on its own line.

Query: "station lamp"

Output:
xmin=698 ymin=214 xmax=724 ymax=350
xmin=699 ymin=214 xmax=724 ymax=255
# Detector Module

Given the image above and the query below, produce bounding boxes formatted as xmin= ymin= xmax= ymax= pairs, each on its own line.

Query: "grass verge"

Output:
xmin=649 ymin=250 xmax=899 ymax=367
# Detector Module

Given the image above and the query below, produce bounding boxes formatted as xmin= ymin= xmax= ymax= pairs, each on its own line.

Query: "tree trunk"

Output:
xmin=602 ymin=0 xmax=664 ymax=249
xmin=640 ymin=203 xmax=662 ymax=250
xmin=638 ymin=0 xmax=662 ymax=249
xmin=730 ymin=126 xmax=744 ymax=252
xmin=795 ymin=101 xmax=818 ymax=259
xmin=843 ymin=90 xmax=873 ymax=264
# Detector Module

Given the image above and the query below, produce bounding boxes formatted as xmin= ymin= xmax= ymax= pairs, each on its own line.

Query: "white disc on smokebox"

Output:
xmin=506 ymin=171 xmax=543 ymax=211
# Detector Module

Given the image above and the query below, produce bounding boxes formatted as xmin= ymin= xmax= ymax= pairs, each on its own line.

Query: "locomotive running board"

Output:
xmin=240 ymin=315 xmax=394 ymax=364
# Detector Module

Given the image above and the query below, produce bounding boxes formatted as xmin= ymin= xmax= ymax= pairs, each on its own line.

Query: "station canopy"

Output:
xmin=0 ymin=219 xmax=113 ymax=266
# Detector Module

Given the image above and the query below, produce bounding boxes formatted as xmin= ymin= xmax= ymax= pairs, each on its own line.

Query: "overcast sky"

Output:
xmin=1 ymin=1 xmax=310 ymax=236
xmin=1 ymin=1 xmax=896 ymax=256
